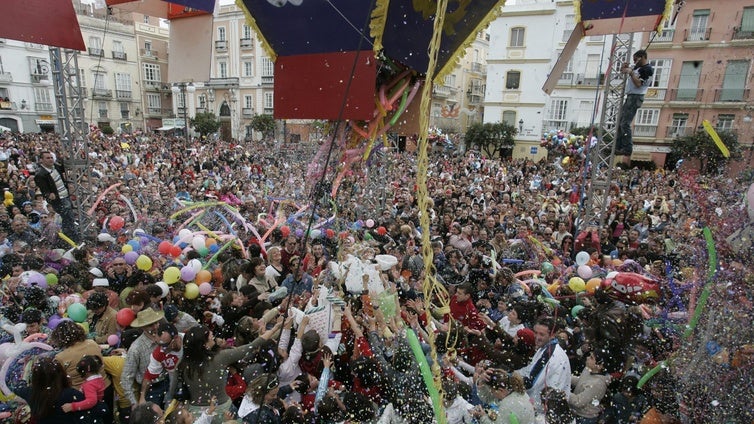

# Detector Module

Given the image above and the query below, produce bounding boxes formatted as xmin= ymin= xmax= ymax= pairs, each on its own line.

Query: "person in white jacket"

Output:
xmin=473 ymin=370 xmax=536 ymax=424
xmin=569 ymin=349 xmax=610 ymax=424
xmin=443 ymin=380 xmax=474 ymax=424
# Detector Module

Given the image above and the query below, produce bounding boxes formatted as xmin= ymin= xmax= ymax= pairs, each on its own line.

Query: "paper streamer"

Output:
xmin=702 ymin=120 xmax=730 ymax=158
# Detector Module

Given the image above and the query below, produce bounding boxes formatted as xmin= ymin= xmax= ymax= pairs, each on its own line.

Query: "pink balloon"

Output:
xmin=107 ymin=334 xmax=120 ymax=346
xmin=199 ymin=282 xmax=213 ymax=296
xmin=366 ymin=219 xmax=375 ymax=228
xmin=577 ymin=264 xmax=593 ymax=280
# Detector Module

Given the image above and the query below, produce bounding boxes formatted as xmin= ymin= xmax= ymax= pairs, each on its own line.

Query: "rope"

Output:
xmin=416 ymin=1 xmax=451 ymax=422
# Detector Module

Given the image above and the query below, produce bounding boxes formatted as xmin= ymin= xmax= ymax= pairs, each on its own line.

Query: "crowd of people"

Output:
xmin=0 ymin=129 xmax=752 ymax=424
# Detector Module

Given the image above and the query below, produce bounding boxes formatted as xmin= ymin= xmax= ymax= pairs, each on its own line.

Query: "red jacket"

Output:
xmin=449 ymin=295 xmax=485 ymax=331
xmin=225 ymin=372 xmax=247 ymax=401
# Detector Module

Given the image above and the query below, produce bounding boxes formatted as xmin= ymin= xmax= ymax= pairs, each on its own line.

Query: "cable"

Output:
xmin=87 ymin=8 xmax=112 ymax=128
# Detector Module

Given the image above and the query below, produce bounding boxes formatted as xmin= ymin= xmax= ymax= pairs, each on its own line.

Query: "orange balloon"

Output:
xmin=547 ymin=282 xmax=560 ymax=295
xmin=195 ymin=269 xmax=212 ymax=284
xmin=205 ymin=238 xmax=217 ymax=248
xmin=585 ymin=278 xmax=602 ymax=294
xmin=213 ymin=267 xmax=223 ymax=284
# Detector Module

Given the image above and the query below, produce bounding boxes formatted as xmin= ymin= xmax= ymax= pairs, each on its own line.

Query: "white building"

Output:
xmin=484 ymin=0 xmax=641 ymax=160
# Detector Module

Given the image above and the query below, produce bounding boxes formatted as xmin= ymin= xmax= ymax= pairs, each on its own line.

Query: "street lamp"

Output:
xmin=172 ymin=82 xmax=195 ymax=140
xmin=519 ymin=119 xmax=524 ymax=133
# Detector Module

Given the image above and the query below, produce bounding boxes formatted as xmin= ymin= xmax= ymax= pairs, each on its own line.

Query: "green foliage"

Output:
xmin=191 ymin=112 xmax=221 ymax=138
xmin=464 ymin=122 xmax=517 ymax=158
xmin=250 ymin=114 xmax=276 ymax=140
xmin=670 ymin=128 xmax=741 ymax=175
xmin=101 ymin=125 xmax=114 ymax=135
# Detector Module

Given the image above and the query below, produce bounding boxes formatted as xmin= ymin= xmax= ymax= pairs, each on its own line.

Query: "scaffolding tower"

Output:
xmin=581 ymin=34 xmax=633 ymax=227
xmin=50 ymin=47 xmax=94 ymax=238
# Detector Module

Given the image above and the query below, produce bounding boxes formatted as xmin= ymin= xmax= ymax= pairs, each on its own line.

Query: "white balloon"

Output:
xmin=192 ymin=236 xmax=206 ymax=251
xmin=155 ymin=281 xmax=170 ymax=298
xmin=133 ymin=228 xmax=146 ymax=236
xmin=178 ymin=229 xmax=193 ymax=242
xmin=97 ymin=233 xmax=115 ymax=243
xmin=188 ymin=259 xmax=203 ymax=273
xmin=575 ymin=251 xmax=590 ymax=267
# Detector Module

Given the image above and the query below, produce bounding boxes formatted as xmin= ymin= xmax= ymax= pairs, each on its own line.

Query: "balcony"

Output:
xmin=433 ymin=85 xmax=451 ymax=98
xmin=732 ymin=27 xmax=754 ymax=40
xmin=667 ymin=88 xmax=704 ymax=102
xmin=141 ymin=49 xmax=158 ymax=59
xmin=88 ymin=47 xmax=104 ymax=57
xmin=146 ymin=107 xmax=163 ymax=117
xmin=215 ymin=40 xmax=228 ymax=51
xmin=196 ymin=107 xmax=206 ymax=114
xmin=35 ymin=102 xmax=54 ymax=112
xmin=121 ymin=110 xmax=130 ymax=119
xmin=98 ymin=109 xmax=108 ymax=118
xmin=650 ymin=29 xmax=675 ymax=42
xmin=112 ymin=51 xmax=127 ymax=61
xmin=242 ymin=107 xmax=254 ymax=117
xmin=574 ymin=73 xmax=605 ymax=87
xmin=468 ymin=94 xmax=483 ymax=105
xmin=0 ymin=72 xmax=11 ymax=82
xmin=666 ymin=126 xmax=693 ymax=138
xmin=144 ymin=82 xmax=164 ymax=91
xmin=261 ymin=75 xmax=274 ymax=85
xmin=240 ymin=38 xmax=253 ymax=49
xmin=470 ymin=62 xmax=485 ymax=74
xmin=0 ymin=100 xmax=13 ymax=110
xmin=264 ymin=107 xmax=273 ymax=114
xmin=115 ymin=90 xmax=132 ymax=99
xmin=634 ymin=125 xmax=657 ymax=137
xmin=684 ymin=28 xmax=711 ymax=42
xmin=92 ymin=88 xmax=112 ymax=98
xmin=30 ymin=73 xmax=49 ymax=84
xmin=714 ymin=88 xmax=749 ymax=102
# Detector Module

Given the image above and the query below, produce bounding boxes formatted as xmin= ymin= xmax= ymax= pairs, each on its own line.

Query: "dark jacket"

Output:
xmin=34 ymin=162 xmax=69 ymax=200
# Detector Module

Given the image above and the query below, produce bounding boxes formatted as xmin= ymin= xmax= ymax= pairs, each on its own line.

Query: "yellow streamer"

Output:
xmin=58 ymin=232 xmax=77 ymax=248
xmin=702 ymin=120 xmax=730 ymax=158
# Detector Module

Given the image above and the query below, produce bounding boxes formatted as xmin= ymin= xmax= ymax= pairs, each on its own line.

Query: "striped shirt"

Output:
xmin=43 ymin=165 xmax=69 ymax=198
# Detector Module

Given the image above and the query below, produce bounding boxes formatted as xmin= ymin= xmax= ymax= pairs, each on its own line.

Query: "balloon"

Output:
xmin=377 ymin=226 xmax=387 ymax=236
xmin=136 ymin=255 xmax=153 ymax=271
xmin=199 ymin=282 xmax=213 ymax=296
xmin=188 ymin=259 xmax=202 ymax=273
xmin=195 ymin=270 xmax=212 ymax=284
xmin=365 ymin=219 xmax=375 ymax=228
xmin=577 ymin=265 xmax=593 ymax=280
xmin=127 ymin=239 xmax=141 ymax=251
xmin=163 ymin=266 xmax=181 ymax=284
xmin=109 ymin=216 xmax=125 ymax=231
xmin=121 ymin=244 xmax=133 ymax=253
xmin=180 ymin=266 xmax=197 ymax=282
xmin=310 ymin=229 xmax=322 ymax=238
xmin=541 ymin=262 xmax=554 ymax=275
xmin=192 ymin=236 xmax=206 ymax=251
xmin=562 ymin=156 xmax=570 ymax=165
xmin=571 ymin=305 xmax=585 ymax=319
xmin=47 ymin=314 xmax=63 ymax=330
xmin=205 ymin=238 xmax=217 ymax=248
xmin=157 ymin=241 xmax=171 ymax=255
xmin=67 ymin=303 xmax=87 ymax=323
xmin=45 ymin=273 xmax=59 ymax=286
xmin=178 ymin=229 xmax=193 ymax=242
xmin=405 ymin=329 xmax=443 ymax=423
xmin=575 ymin=251 xmax=590 ymax=266
xmin=184 ymin=283 xmax=199 ymax=299
xmin=603 ymin=272 xmax=660 ymax=303
xmin=208 ymin=244 xmax=219 ymax=254
xmin=107 ymin=334 xmax=120 ymax=347
xmin=78 ymin=322 xmax=90 ymax=333
xmin=280 ymin=226 xmax=291 ymax=237
xmin=169 ymin=244 xmax=182 ymax=258
xmin=585 ymin=278 xmax=601 ymax=294
xmin=155 ymin=281 xmax=170 ymax=298
xmin=23 ymin=271 xmax=47 ymax=288
xmin=124 ymin=251 xmax=139 ymax=265
xmin=295 ymin=229 xmax=304 ymax=238
xmin=97 ymin=233 xmax=116 ymax=243
xmin=568 ymin=277 xmax=586 ymax=293
xmin=196 ymin=246 xmax=209 ymax=256
xmin=116 ymin=307 xmax=136 ymax=327
xmin=325 ymin=229 xmax=335 ymax=239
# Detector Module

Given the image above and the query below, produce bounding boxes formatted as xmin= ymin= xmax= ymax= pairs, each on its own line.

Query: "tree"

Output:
xmin=250 ymin=114 xmax=276 ymax=140
xmin=100 ymin=125 xmax=114 ymax=135
xmin=464 ymin=122 xmax=517 ymax=158
xmin=191 ymin=112 xmax=221 ymax=138
xmin=670 ymin=128 xmax=742 ymax=174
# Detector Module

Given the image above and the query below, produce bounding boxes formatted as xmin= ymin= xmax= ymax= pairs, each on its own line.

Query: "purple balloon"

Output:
xmin=295 ymin=228 xmax=304 ymax=238
xmin=124 ymin=251 xmax=139 ymax=265
xmin=180 ymin=265 xmax=197 ymax=282
xmin=47 ymin=314 xmax=63 ymax=330
xmin=27 ymin=272 xmax=47 ymax=289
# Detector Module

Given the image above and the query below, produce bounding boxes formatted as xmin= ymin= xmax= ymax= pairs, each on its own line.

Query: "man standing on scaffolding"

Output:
xmin=615 ymin=49 xmax=654 ymax=157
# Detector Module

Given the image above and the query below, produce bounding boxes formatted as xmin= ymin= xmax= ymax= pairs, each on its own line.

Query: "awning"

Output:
xmin=35 ymin=119 xmax=57 ymax=125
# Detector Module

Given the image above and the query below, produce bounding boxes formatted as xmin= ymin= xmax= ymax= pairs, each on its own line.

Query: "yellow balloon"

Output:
xmin=136 ymin=255 xmax=153 ymax=271
xmin=121 ymin=244 xmax=133 ymax=253
xmin=184 ymin=283 xmax=200 ymax=300
xmin=163 ymin=266 xmax=181 ymax=284
xmin=568 ymin=277 xmax=586 ymax=293
xmin=562 ymin=156 xmax=570 ymax=165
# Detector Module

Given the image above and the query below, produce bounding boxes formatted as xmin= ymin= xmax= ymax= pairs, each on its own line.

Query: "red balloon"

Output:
xmin=158 ymin=241 xmax=172 ymax=255
xmin=325 ymin=229 xmax=335 ymax=239
xmin=116 ymin=308 xmax=136 ymax=328
xmin=280 ymin=225 xmax=291 ymax=238
xmin=109 ymin=216 xmax=125 ymax=231
xmin=169 ymin=244 xmax=182 ymax=258
xmin=377 ymin=226 xmax=387 ymax=236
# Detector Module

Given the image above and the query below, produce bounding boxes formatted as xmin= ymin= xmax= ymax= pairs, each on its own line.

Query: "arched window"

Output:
xmin=219 ymin=101 xmax=231 ymax=116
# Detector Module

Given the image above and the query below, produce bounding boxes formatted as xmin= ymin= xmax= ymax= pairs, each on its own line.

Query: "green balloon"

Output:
xmin=45 ymin=273 xmax=59 ymax=286
xmin=541 ymin=262 xmax=554 ymax=274
xmin=67 ymin=303 xmax=88 ymax=323
xmin=197 ymin=246 xmax=209 ymax=256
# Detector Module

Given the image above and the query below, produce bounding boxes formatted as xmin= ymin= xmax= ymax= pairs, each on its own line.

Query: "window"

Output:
xmin=217 ymin=27 xmax=226 ymax=41
xmin=243 ymin=60 xmax=253 ymax=77
xmin=545 ymin=99 xmax=568 ymax=129
xmin=115 ymin=73 xmax=131 ymax=91
xmin=689 ymin=9 xmax=710 ymax=40
xmin=716 ymin=114 xmax=734 ymax=131
xmin=88 ymin=36 xmax=102 ymax=50
xmin=502 ymin=110 xmax=517 ymax=126
xmin=634 ymin=109 xmax=659 ymax=137
xmin=218 ymin=61 xmax=228 ymax=78
xmin=146 ymin=93 xmax=161 ymax=113
xmin=264 ymin=92 xmax=273 ymax=109
xmin=78 ymin=68 xmax=86 ymax=87
xmin=144 ymin=15 xmax=150 ymax=24
xmin=198 ymin=94 xmax=206 ymax=109
xmin=262 ymin=58 xmax=274 ymax=77
xmin=243 ymin=25 xmax=252 ymax=40
xmin=144 ymin=41 xmax=152 ymax=52
xmin=669 ymin=113 xmax=688 ymax=137
xmin=557 ymin=50 xmax=574 ymax=80
xmin=98 ymin=101 xmax=108 ymax=118
xmin=677 ymin=61 xmax=701 ymax=100
xmin=244 ymin=95 xmax=253 ymax=109
xmin=741 ymin=7 xmax=754 ymax=33
xmin=562 ymin=15 xmax=574 ymax=42
xmin=505 ymin=71 xmax=520 ymax=89
xmin=585 ymin=54 xmax=601 ymax=82
xmin=720 ymin=60 xmax=750 ymax=101
xmin=113 ymin=40 xmax=124 ymax=53
xmin=648 ymin=59 xmax=671 ymax=88
xmin=143 ymin=63 xmax=160 ymax=82
xmin=33 ymin=87 xmax=53 ymax=112
xmin=93 ymin=72 xmax=106 ymax=90
xmin=510 ymin=27 xmax=525 ymax=47
xmin=444 ymin=74 xmax=455 ymax=86
xmin=120 ymin=102 xmax=130 ymax=119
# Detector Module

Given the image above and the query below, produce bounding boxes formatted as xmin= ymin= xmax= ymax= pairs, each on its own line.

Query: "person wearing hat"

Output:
xmin=83 ymin=276 xmax=120 ymax=310
xmin=139 ymin=322 xmax=183 ymax=405
xmin=163 ymin=303 xmax=199 ymax=334
xmin=87 ymin=291 xmax=118 ymax=345
xmin=121 ymin=308 xmax=168 ymax=411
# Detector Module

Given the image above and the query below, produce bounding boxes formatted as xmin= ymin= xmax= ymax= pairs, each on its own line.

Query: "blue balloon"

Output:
xmin=209 ymin=244 xmax=219 ymax=253
xmin=128 ymin=240 xmax=141 ymax=251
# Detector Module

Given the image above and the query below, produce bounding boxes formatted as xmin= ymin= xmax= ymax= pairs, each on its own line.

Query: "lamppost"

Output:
xmin=519 ymin=119 xmax=524 ymax=133
xmin=171 ymin=82 xmax=195 ymax=140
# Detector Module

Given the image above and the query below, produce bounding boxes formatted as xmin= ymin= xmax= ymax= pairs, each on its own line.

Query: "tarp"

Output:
xmin=576 ymin=0 xmax=672 ymax=36
xmin=0 ymin=0 xmax=86 ymax=50
xmin=107 ymin=0 xmax=215 ymax=19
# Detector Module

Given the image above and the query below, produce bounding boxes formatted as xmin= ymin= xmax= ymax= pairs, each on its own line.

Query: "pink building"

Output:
xmin=637 ymin=0 xmax=754 ymax=170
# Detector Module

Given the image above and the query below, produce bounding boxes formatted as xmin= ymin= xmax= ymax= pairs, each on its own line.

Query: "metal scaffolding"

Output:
xmin=581 ymin=33 xmax=633 ymax=227
xmin=50 ymin=47 xmax=94 ymax=238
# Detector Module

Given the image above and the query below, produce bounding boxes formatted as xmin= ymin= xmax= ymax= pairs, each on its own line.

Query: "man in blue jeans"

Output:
xmin=615 ymin=50 xmax=654 ymax=157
